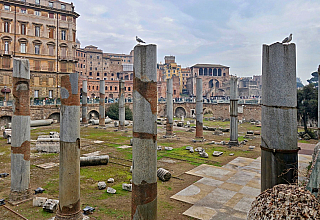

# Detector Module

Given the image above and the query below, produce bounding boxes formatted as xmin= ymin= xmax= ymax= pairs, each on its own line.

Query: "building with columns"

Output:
xmin=186 ymin=64 xmax=230 ymax=98
xmin=0 ymin=0 xmax=79 ymax=101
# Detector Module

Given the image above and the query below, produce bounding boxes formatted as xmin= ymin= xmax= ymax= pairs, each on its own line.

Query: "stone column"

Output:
xmin=132 ymin=44 xmax=157 ymax=219
xmin=195 ymin=77 xmax=203 ymax=139
xmin=229 ymin=76 xmax=238 ymax=146
xmin=261 ymin=42 xmax=298 ymax=192
xmin=318 ymin=65 xmax=320 ymax=140
xmin=119 ymin=80 xmax=125 ymax=130
xmin=82 ymin=80 xmax=88 ymax=124
xmin=99 ymin=80 xmax=105 ymax=126
xmin=56 ymin=73 xmax=82 ymax=219
xmin=166 ymin=78 xmax=173 ymax=136
xmin=9 ymin=58 xmax=31 ymax=202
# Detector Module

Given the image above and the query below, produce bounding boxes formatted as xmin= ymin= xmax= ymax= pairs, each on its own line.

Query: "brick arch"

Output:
xmin=48 ymin=112 xmax=60 ymax=123
xmin=0 ymin=115 xmax=11 ymax=127
xmin=174 ymin=106 xmax=186 ymax=118
xmin=88 ymin=110 xmax=99 ymax=120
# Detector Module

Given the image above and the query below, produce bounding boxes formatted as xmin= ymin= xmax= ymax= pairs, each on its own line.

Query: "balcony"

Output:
xmin=58 ymin=56 xmax=78 ymax=62
xmin=0 ymin=50 xmax=13 ymax=56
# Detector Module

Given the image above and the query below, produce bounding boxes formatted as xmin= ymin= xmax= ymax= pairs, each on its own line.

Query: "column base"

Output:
xmin=228 ymin=141 xmax=239 ymax=146
xmin=192 ymin=137 xmax=205 ymax=142
xmin=55 ymin=209 xmax=83 ymax=220
xmin=8 ymin=189 xmax=31 ymax=204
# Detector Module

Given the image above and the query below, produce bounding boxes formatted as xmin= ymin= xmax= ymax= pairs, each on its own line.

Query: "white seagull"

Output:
xmin=282 ymin=33 xmax=292 ymax=44
xmin=136 ymin=36 xmax=145 ymax=44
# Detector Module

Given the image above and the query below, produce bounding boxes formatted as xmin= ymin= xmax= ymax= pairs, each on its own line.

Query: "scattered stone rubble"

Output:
xmin=36 ymin=132 xmax=60 ymax=153
xmin=98 ymin=182 xmax=106 ymax=190
xmin=107 ymin=187 xmax=116 ymax=194
xmin=247 ymin=184 xmax=320 ymax=220
xmin=157 ymin=168 xmax=172 ymax=181
xmin=43 ymin=199 xmax=59 ymax=212
xmin=122 ymin=183 xmax=132 ymax=191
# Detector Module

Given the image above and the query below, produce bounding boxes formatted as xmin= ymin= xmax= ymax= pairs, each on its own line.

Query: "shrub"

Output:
xmin=106 ymin=103 xmax=132 ymax=120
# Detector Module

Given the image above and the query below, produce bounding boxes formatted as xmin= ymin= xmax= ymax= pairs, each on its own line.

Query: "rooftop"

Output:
xmin=191 ymin=64 xmax=229 ymax=68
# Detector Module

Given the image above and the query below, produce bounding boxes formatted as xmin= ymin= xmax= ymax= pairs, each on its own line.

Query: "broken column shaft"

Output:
xmin=132 ymin=44 xmax=157 ymax=219
xmin=261 ymin=42 xmax=298 ymax=192
xmin=195 ymin=78 xmax=203 ymax=139
xmin=10 ymin=58 xmax=31 ymax=202
xmin=119 ymin=80 xmax=125 ymax=130
xmin=82 ymin=80 xmax=88 ymax=124
xmin=99 ymin=80 xmax=105 ymax=126
xmin=166 ymin=78 xmax=173 ymax=136
xmin=56 ymin=73 xmax=82 ymax=219
xmin=229 ymin=76 xmax=238 ymax=146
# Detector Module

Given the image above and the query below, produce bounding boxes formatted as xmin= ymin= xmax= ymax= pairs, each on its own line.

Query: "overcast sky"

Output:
xmin=72 ymin=0 xmax=320 ymax=84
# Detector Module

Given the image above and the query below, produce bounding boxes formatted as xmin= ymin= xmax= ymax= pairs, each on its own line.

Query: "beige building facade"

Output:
xmin=0 ymin=0 xmax=79 ymax=101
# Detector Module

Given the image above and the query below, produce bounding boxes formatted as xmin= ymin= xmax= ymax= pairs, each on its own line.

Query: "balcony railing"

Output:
xmin=58 ymin=56 xmax=78 ymax=62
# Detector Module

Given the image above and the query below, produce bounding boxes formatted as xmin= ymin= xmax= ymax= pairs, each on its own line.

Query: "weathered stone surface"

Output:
xmin=212 ymin=151 xmax=224 ymax=157
xmin=98 ymin=182 xmax=106 ymax=190
xmin=195 ymin=147 xmax=204 ymax=152
xmin=157 ymin=146 xmax=162 ymax=151
xmin=107 ymin=187 xmax=116 ymax=194
xmin=33 ymin=197 xmax=47 ymax=207
xmin=43 ymin=199 xmax=59 ymax=213
xmin=248 ymin=184 xmax=319 ymax=219
xmin=249 ymin=146 xmax=255 ymax=150
xmin=122 ymin=183 xmax=132 ymax=191
xmin=107 ymin=178 xmax=114 ymax=183
xmin=165 ymin=147 xmax=173 ymax=151
xmin=200 ymin=152 xmax=209 ymax=158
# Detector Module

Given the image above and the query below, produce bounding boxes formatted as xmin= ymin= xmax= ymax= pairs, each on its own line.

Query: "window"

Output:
xmin=20 ymin=43 xmax=26 ymax=53
xmin=49 ymin=28 xmax=54 ymax=38
xmin=73 ymin=31 xmax=76 ymax=42
xmin=4 ymin=41 xmax=9 ymax=53
xmin=110 ymin=86 xmax=112 ymax=90
xmin=90 ymin=55 xmax=92 ymax=58
xmin=49 ymin=2 xmax=53 ymax=7
xmin=21 ymin=0 xmax=26 ymax=2
xmin=4 ymin=5 xmax=10 ymax=11
xmin=35 ymin=45 xmax=40 ymax=54
xmin=48 ymin=62 xmax=54 ymax=71
xmin=35 ymin=0 xmax=40 ymax=5
xmin=49 ymin=13 xmax=54 ymax=18
xmin=90 ymin=67 xmax=92 ymax=70
xmin=21 ymin=24 xmax=26 ymax=35
xmin=104 ymin=73 xmax=107 ymax=76
xmin=34 ymin=90 xmax=39 ymax=98
xmin=21 ymin=8 xmax=26 ymax=13
xmin=34 ymin=77 xmax=40 ymax=85
xmin=89 ymin=72 xmax=92 ymax=76
xmin=4 ymin=22 xmax=9 ymax=33
xmin=97 ymin=56 xmax=99 ymax=59
xmin=35 ymin=10 xmax=40 ymax=16
xmin=128 ymin=87 xmax=131 ymax=91
xmin=83 ymin=65 xmax=85 ymax=68
xmin=3 ymin=76 xmax=9 ymax=84
xmin=49 ymin=90 xmax=53 ymax=98
xmin=105 ymin=86 xmax=108 ymax=90
xmin=97 ymin=72 xmax=99 ymax=76
xmin=61 ymin=4 xmax=66 ymax=10
xmin=95 ymin=67 xmax=97 ymax=71
xmin=34 ymin=60 xmax=40 ymax=70
xmin=61 ymin=15 xmax=66 ymax=21
xmin=3 ymin=57 xmax=10 ymax=68
xmin=35 ymin=26 xmax=40 ymax=37
xmin=48 ymin=45 xmax=54 ymax=56
xmin=61 ymin=30 xmax=66 ymax=40
xmin=48 ymin=77 xmax=54 ymax=86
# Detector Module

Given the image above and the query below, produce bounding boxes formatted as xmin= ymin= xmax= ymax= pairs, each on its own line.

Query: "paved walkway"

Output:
xmin=298 ymin=142 xmax=317 ymax=155
xmin=171 ymin=155 xmax=312 ymax=220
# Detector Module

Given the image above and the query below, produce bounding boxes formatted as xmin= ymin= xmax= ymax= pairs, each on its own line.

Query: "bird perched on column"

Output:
xmin=282 ymin=33 xmax=292 ymax=44
xmin=136 ymin=36 xmax=145 ymax=44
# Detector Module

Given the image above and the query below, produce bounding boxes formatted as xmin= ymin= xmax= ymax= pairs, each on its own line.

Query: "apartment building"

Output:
xmin=0 ymin=0 xmax=79 ymax=101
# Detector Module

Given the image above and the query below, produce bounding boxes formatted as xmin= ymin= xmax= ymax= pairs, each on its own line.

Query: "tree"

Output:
xmin=307 ymin=72 xmax=318 ymax=87
xmin=106 ymin=103 xmax=133 ymax=120
xmin=297 ymin=83 xmax=318 ymax=134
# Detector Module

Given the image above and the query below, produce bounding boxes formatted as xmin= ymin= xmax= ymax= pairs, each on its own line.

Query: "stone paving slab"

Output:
xmin=172 ymin=154 xmax=312 ymax=220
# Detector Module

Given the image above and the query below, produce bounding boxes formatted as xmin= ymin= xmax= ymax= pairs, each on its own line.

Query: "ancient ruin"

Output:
xmin=132 ymin=44 xmax=158 ymax=219
xmin=261 ymin=42 xmax=298 ymax=191
xmin=9 ymin=58 xmax=31 ymax=202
